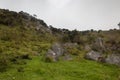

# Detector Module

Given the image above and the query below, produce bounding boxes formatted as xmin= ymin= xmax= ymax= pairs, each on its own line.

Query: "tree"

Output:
xmin=118 ymin=22 xmax=120 ymax=29
xmin=33 ymin=14 xmax=37 ymax=18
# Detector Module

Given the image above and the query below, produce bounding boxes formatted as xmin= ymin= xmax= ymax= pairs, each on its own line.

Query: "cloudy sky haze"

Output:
xmin=0 ymin=0 xmax=120 ymax=30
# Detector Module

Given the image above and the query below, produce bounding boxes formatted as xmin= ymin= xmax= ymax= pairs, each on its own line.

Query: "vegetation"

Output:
xmin=0 ymin=8 xmax=120 ymax=80
xmin=0 ymin=56 xmax=120 ymax=80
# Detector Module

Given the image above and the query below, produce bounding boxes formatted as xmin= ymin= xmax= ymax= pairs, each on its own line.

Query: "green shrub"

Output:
xmin=65 ymin=46 xmax=80 ymax=55
xmin=44 ymin=56 xmax=53 ymax=62
xmin=0 ymin=53 xmax=9 ymax=72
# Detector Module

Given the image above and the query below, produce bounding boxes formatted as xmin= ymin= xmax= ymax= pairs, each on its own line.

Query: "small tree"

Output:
xmin=33 ymin=14 xmax=37 ymax=18
xmin=118 ymin=22 xmax=120 ymax=29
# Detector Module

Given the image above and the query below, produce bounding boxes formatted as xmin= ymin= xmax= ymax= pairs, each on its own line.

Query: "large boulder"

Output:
xmin=84 ymin=50 xmax=101 ymax=61
xmin=45 ymin=43 xmax=64 ymax=61
xmin=51 ymin=43 xmax=64 ymax=56
xmin=105 ymin=53 xmax=120 ymax=66
xmin=45 ymin=49 xmax=57 ymax=61
xmin=95 ymin=37 xmax=104 ymax=48
xmin=92 ymin=37 xmax=105 ymax=52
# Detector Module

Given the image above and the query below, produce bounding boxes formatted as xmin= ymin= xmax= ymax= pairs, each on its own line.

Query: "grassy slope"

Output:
xmin=0 ymin=55 xmax=120 ymax=80
xmin=0 ymin=22 xmax=120 ymax=80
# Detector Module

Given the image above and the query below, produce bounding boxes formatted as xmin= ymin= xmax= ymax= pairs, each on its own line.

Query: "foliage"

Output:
xmin=0 ymin=9 xmax=47 ymax=27
xmin=0 ymin=53 xmax=9 ymax=72
xmin=65 ymin=46 xmax=80 ymax=55
xmin=44 ymin=56 xmax=53 ymax=62
xmin=0 ymin=8 xmax=120 ymax=80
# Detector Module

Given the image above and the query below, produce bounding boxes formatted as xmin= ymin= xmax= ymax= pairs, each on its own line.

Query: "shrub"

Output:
xmin=0 ymin=53 xmax=9 ymax=72
xmin=44 ymin=56 xmax=53 ymax=62
xmin=66 ymin=46 xmax=80 ymax=55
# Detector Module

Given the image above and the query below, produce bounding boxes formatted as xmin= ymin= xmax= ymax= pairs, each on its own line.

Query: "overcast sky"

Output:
xmin=0 ymin=0 xmax=120 ymax=30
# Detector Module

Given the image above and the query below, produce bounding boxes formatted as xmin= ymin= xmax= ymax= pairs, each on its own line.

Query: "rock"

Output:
xmin=51 ymin=43 xmax=64 ymax=56
xmin=64 ymin=43 xmax=78 ymax=47
xmin=45 ymin=43 xmax=63 ymax=61
xmin=45 ymin=49 xmax=57 ymax=61
xmin=97 ymin=57 xmax=105 ymax=62
xmin=105 ymin=53 xmax=120 ymax=66
xmin=84 ymin=50 xmax=101 ymax=61
xmin=92 ymin=37 xmax=105 ymax=52
xmin=46 ymin=43 xmax=74 ymax=61
xmin=95 ymin=37 xmax=104 ymax=48
xmin=63 ymin=54 xmax=73 ymax=60
xmin=36 ymin=24 xmax=43 ymax=31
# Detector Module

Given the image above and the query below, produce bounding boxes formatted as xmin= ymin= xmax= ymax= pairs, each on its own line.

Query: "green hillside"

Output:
xmin=0 ymin=9 xmax=120 ymax=80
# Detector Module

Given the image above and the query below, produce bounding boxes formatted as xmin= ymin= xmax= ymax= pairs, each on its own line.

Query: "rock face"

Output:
xmin=105 ymin=53 xmax=120 ymax=66
xmin=84 ymin=50 xmax=101 ymax=61
xmin=95 ymin=37 xmax=104 ymax=48
xmin=45 ymin=43 xmax=74 ymax=61
xmin=45 ymin=43 xmax=64 ymax=61
xmin=92 ymin=37 xmax=105 ymax=52
xmin=84 ymin=45 xmax=91 ymax=51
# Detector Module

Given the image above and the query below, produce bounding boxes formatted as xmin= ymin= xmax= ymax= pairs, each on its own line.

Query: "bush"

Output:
xmin=0 ymin=53 xmax=9 ymax=72
xmin=66 ymin=46 xmax=80 ymax=55
xmin=44 ymin=56 xmax=53 ymax=62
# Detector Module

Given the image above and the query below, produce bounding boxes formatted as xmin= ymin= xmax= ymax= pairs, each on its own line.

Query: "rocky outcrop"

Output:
xmin=84 ymin=45 xmax=91 ymax=51
xmin=45 ymin=49 xmax=57 ymax=61
xmin=45 ymin=43 xmax=64 ymax=61
xmin=92 ymin=37 xmax=105 ymax=52
xmin=84 ymin=50 xmax=102 ymax=61
xmin=105 ymin=53 xmax=120 ymax=66
xmin=85 ymin=51 xmax=120 ymax=66
xmin=45 ymin=43 xmax=73 ymax=61
xmin=51 ymin=43 xmax=64 ymax=56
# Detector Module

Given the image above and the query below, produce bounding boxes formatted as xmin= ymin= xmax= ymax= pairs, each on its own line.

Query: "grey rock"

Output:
xmin=46 ymin=49 xmax=57 ymax=61
xmin=45 ymin=43 xmax=75 ymax=61
xmin=92 ymin=37 xmax=105 ymax=52
xmin=84 ymin=50 xmax=101 ymax=61
xmin=64 ymin=43 xmax=78 ymax=47
xmin=105 ymin=53 xmax=120 ymax=66
xmin=97 ymin=37 xmax=104 ymax=48
xmin=84 ymin=45 xmax=91 ymax=51
xmin=63 ymin=54 xmax=73 ymax=60
xmin=45 ymin=43 xmax=64 ymax=61
xmin=51 ymin=43 xmax=64 ymax=56
xmin=36 ymin=24 xmax=43 ymax=31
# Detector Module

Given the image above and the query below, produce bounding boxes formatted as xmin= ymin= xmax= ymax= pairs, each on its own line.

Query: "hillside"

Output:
xmin=0 ymin=9 xmax=120 ymax=80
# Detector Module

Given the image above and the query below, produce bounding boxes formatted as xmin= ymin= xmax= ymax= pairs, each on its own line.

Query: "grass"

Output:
xmin=0 ymin=56 xmax=120 ymax=80
xmin=0 ymin=9 xmax=120 ymax=80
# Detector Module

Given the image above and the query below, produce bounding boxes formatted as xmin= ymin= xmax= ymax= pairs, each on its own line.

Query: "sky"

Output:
xmin=0 ymin=0 xmax=120 ymax=30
